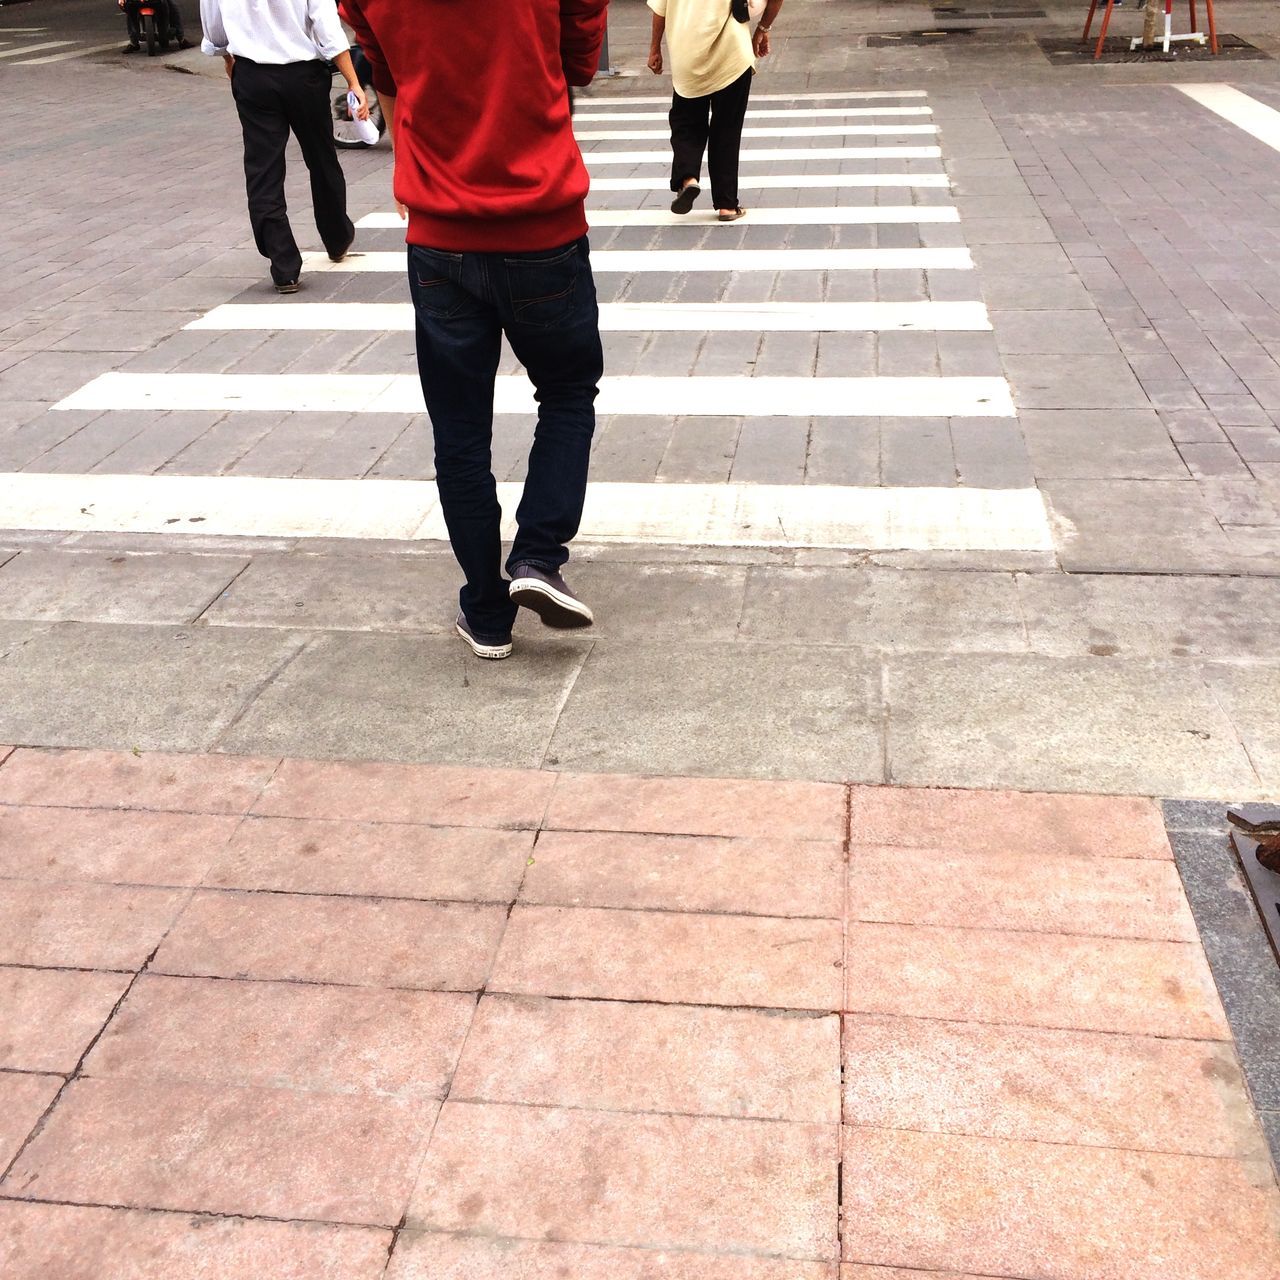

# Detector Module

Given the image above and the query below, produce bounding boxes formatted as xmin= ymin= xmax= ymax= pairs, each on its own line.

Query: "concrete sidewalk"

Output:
xmin=1 ymin=745 xmax=1278 ymax=1278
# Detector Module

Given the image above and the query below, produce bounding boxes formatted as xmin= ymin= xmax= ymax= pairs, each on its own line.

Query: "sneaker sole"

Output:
xmin=510 ymin=579 xmax=594 ymax=628
xmin=455 ymin=621 xmax=512 ymax=659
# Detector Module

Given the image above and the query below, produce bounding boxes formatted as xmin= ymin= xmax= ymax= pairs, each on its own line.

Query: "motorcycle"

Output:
xmin=120 ymin=0 xmax=187 ymax=56
xmin=331 ymin=45 xmax=386 ymax=149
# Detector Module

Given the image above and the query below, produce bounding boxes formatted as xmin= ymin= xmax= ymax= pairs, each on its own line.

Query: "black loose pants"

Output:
xmin=230 ymin=57 xmax=354 ymax=286
xmin=668 ymin=68 xmax=753 ymax=212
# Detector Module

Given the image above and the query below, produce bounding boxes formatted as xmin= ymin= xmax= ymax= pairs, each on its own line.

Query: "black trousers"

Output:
xmin=230 ymin=58 xmax=354 ymax=285
xmin=668 ymin=68 xmax=753 ymax=211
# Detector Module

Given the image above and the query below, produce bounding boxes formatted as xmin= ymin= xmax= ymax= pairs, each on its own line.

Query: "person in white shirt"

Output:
xmin=647 ymin=0 xmax=784 ymax=222
xmin=200 ymin=0 xmax=368 ymax=293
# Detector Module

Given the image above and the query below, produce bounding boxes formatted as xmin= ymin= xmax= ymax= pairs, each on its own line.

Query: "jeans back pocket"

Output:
xmin=504 ymin=242 xmax=582 ymax=330
xmin=409 ymin=246 xmax=473 ymax=320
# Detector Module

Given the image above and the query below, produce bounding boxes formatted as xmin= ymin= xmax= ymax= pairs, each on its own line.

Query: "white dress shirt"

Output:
xmin=200 ymin=0 xmax=349 ymax=63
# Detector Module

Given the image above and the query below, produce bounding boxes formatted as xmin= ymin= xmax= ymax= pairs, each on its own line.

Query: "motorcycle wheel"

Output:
xmin=145 ymin=13 xmax=158 ymax=55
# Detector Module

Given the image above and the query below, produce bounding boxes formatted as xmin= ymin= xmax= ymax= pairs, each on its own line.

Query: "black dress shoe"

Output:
xmin=275 ymin=279 xmax=300 ymax=295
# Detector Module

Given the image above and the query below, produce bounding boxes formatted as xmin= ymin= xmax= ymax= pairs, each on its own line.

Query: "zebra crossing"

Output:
xmin=38 ymin=90 xmax=1051 ymax=552
xmin=0 ymin=27 xmax=125 ymax=65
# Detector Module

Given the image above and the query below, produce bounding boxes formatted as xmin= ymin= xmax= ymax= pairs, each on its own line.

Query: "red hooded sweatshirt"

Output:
xmin=339 ymin=0 xmax=609 ymax=253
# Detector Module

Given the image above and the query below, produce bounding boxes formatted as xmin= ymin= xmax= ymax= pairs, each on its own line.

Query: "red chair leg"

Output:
xmin=1083 ymin=0 xmax=1099 ymax=40
xmin=1188 ymin=0 xmax=1197 ymax=32
xmin=1205 ymin=0 xmax=1218 ymax=51
xmin=1094 ymin=0 xmax=1116 ymax=58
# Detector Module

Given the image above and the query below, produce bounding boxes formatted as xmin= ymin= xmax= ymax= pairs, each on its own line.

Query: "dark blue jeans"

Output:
xmin=408 ymin=237 xmax=604 ymax=639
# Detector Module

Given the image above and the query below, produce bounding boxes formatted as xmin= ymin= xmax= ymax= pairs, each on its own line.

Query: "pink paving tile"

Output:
xmin=0 ymin=805 xmax=239 ymax=886
xmin=0 ymin=968 xmax=131 ymax=1073
xmin=0 ymin=1072 xmax=61 ymax=1167
xmin=0 ymin=881 xmax=190 ymax=969
xmin=253 ymin=759 xmax=555 ymax=829
xmin=521 ymin=830 xmax=843 ymax=918
xmin=408 ymin=1101 xmax=838 ymax=1260
xmin=0 ymin=745 xmax=13 ymax=766
xmin=389 ymin=1232 xmax=840 ymax=1279
xmin=492 ymin=905 xmax=843 ymax=1011
xmin=848 ymin=785 xmax=1171 ymax=858
xmin=152 ymin=890 xmax=506 ymax=990
xmin=0 ymin=748 xmax=276 ymax=814
xmin=5 ymin=1076 xmax=438 ymax=1226
xmin=546 ymin=772 xmax=846 ymax=841
xmin=847 ymin=846 xmax=1197 ymax=941
xmin=452 ymin=994 xmax=839 ymax=1123
xmin=0 ymin=1202 xmax=391 ymax=1280
xmin=840 ymin=1126 xmax=1280 ymax=1279
xmin=203 ymin=815 xmax=532 ymax=901
xmin=843 ymin=1014 xmax=1263 ymax=1158
xmin=85 ymin=975 xmax=474 ymax=1100
xmin=844 ymin=921 xmax=1230 ymax=1039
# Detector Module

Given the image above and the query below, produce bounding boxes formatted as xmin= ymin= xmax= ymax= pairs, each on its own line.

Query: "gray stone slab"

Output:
xmin=885 ymin=654 xmax=1257 ymax=797
xmin=739 ymin=566 xmax=1025 ymax=653
xmin=1017 ymin=573 xmax=1280 ymax=662
xmin=977 ymin=276 xmax=1094 ymax=310
xmin=0 ymin=550 xmax=247 ymax=625
xmin=729 ymin=417 xmax=808 ymax=485
xmin=1020 ymin=409 xmax=1187 ymax=480
xmin=220 ymin=631 xmax=588 ymax=767
xmin=203 ymin=552 xmax=461 ymax=632
xmin=1167 ymin=828 xmax=1280 ymax=1113
xmin=950 ymin=418 xmax=1036 ymax=489
xmin=805 ymin=419 xmax=879 ymax=486
xmin=961 ymin=218 xmax=1056 ymax=246
xmin=1161 ymin=798 xmax=1227 ymax=832
xmin=0 ymin=623 xmax=305 ymax=752
xmin=1004 ymin=355 xmax=1149 ymax=410
xmin=1262 ymin=1112 xmax=1280 ymax=1179
xmin=970 ymin=244 xmax=1074 ymax=278
xmin=657 ymin=416 xmax=739 ymax=484
xmin=881 ymin=418 xmax=955 ymax=487
xmin=546 ymin=641 xmax=883 ymax=782
xmin=0 ymin=622 xmax=50 ymax=661
xmin=1202 ymin=664 xmax=1280 ymax=791
xmin=566 ymin=563 xmax=748 ymax=641
xmin=991 ymin=310 xmax=1118 ymax=355
xmin=1044 ymin=479 xmax=1242 ymax=574
xmin=1160 ymin=409 xmax=1229 ymax=445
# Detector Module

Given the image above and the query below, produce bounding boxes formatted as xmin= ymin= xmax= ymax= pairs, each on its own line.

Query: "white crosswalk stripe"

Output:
xmin=577 ymin=124 xmax=939 ymax=140
xmin=578 ymin=91 xmax=930 ymax=104
xmin=590 ymin=174 xmax=951 ymax=190
xmin=57 ymin=373 xmax=1016 ymax=418
xmin=301 ymin=248 xmax=973 ymax=274
xmin=0 ymin=40 xmax=75 ymax=59
xmin=34 ymin=90 xmax=1047 ymax=553
xmin=357 ymin=206 xmax=959 ymax=229
xmin=16 ymin=41 xmax=127 ymax=64
xmin=574 ymin=107 xmax=935 ymax=121
xmin=580 ymin=145 xmax=943 ymax=165
xmin=1 ymin=473 xmax=1052 ymax=552
xmin=189 ymin=301 xmax=994 ymax=334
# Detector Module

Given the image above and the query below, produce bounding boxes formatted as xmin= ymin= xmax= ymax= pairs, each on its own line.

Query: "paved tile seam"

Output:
xmin=0 ymin=1189 xmax=391 ymax=1233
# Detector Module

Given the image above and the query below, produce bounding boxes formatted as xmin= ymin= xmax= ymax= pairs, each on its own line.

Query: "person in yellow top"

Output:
xmin=647 ymin=0 xmax=784 ymax=221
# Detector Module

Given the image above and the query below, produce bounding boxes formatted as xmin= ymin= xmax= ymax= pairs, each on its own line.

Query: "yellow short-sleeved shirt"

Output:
xmin=649 ymin=0 xmax=755 ymax=100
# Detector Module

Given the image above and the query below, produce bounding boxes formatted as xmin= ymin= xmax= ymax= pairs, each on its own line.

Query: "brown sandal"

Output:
xmin=717 ymin=206 xmax=747 ymax=222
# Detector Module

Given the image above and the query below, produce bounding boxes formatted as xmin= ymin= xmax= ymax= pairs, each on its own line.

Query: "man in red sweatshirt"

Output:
xmin=340 ymin=0 xmax=610 ymax=660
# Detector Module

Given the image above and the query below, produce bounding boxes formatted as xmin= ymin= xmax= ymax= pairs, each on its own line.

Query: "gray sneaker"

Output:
xmin=455 ymin=612 xmax=513 ymax=659
xmin=508 ymin=563 xmax=594 ymax=628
